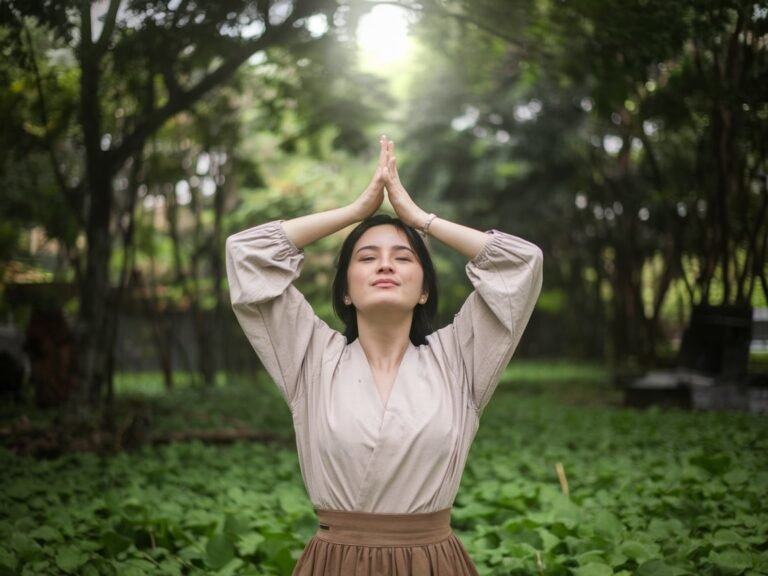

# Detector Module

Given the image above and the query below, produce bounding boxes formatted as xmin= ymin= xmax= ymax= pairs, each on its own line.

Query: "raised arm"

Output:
xmin=381 ymin=138 xmax=543 ymax=410
xmin=281 ymin=136 xmax=389 ymax=248
xmin=381 ymin=139 xmax=489 ymax=258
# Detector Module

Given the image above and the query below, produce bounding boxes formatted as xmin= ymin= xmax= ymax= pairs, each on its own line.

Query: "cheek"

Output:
xmin=407 ymin=269 xmax=425 ymax=296
xmin=346 ymin=265 xmax=364 ymax=297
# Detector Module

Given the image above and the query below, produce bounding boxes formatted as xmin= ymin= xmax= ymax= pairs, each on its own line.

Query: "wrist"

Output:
xmin=419 ymin=213 xmax=437 ymax=235
xmin=345 ymin=201 xmax=367 ymax=224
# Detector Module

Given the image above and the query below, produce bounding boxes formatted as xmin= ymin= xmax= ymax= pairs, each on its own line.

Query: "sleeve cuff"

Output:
xmin=469 ymin=230 xmax=500 ymax=267
xmin=275 ymin=220 xmax=303 ymax=256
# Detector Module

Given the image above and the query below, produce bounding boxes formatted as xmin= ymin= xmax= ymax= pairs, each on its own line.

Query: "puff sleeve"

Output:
xmin=431 ymin=231 xmax=543 ymax=412
xmin=225 ymin=221 xmax=341 ymax=407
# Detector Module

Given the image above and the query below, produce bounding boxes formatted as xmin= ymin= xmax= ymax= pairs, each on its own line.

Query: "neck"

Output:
xmin=356 ymin=312 xmax=412 ymax=371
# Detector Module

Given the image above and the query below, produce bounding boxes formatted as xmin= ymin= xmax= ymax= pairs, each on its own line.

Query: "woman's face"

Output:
xmin=346 ymin=225 xmax=426 ymax=315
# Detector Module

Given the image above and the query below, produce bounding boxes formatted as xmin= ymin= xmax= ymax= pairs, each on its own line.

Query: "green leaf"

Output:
xmin=608 ymin=549 xmax=628 ymax=568
xmin=55 ymin=546 xmax=89 ymax=574
xmin=502 ymin=541 xmax=538 ymax=559
xmin=158 ymin=558 xmax=183 ymax=576
xmin=619 ymin=539 xmax=659 ymax=563
xmin=270 ymin=547 xmax=296 ymax=576
xmin=118 ymin=558 xmax=156 ymax=576
xmin=206 ymin=534 xmax=235 ymax=570
xmin=14 ymin=518 xmax=37 ymax=533
xmin=0 ymin=547 xmax=16 ymax=572
xmin=689 ymin=453 xmax=731 ymax=476
xmin=723 ymin=469 xmax=749 ymax=486
xmin=635 ymin=561 xmax=677 ymax=576
xmin=712 ymin=529 xmax=744 ymax=548
xmin=277 ymin=486 xmax=310 ymax=516
xmin=81 ymin=564 xmax=100 ymax=576
xmin=237 ymin=533 xmax=265 ymax=556
xmin=504 ymin=527 xmax=543 ymax=549
xmin=5 ymin=481 xmax=42 ymax=500
xmin=9 ymin=534 xmax=42 ymax=562
xmin=20 ymin=560 xmax=52 ymax=576
xmin=223 ymin=513 xmax=250 ymax=538
xmin=28 ymin=526 xmax=62 ymax=542
xmin=577 ymin=550 xmax=606 ymax=566
xmin=183 ymin=509 xmax=219 ymax=529
xmin=592 ymin=510 xmax=624 ymax=541
xmin=101 ymin=531 xmax=133 ymax=557
xmin=536 ymin=527 xmax=561 ymax=551
xmin=646 ymin=519 xmax=684 ymax=542
xmin=177 ymin=545 xmax=204 ymax=562
xmin=709 ymin=549 xmax=753 ymax=573
xmin=572 ymin=562 xmax=613 ymax=576
xmin=215 ymin=558 xmax=244 ymax=576
xmin=226 ymin=486 xmax=245 ymax=502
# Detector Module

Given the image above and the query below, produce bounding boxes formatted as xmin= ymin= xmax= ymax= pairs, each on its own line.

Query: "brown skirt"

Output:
xmin=292 ymin=508 xmax=479 ymax=576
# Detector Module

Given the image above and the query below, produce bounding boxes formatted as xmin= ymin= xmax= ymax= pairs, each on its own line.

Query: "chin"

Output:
xmin=359 ymin=298 xmax=418 ymax=314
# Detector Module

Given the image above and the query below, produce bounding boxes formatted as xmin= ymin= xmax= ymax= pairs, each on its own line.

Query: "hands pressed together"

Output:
xmin=353 ymin=136 xmax=429 ymax=230
xmin=281 ymin=135 xmax=488 ymax=257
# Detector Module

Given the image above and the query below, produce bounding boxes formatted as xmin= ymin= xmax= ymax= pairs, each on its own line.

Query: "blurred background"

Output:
xmin=1 ymin=2 xmax=767 ymax=575
xmin=2 ymin=0 xmax=767 ymax=415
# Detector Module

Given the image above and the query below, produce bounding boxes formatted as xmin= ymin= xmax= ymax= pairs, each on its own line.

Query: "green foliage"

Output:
xmin=2 ymin=366 xmax=766 ymax=575
xmin=402 ymin=0 xmax=768 ymax=362
xmin=459 ymin=384 xmax=768 ymax=575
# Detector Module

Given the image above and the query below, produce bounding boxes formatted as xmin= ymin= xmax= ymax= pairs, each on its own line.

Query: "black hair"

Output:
xmin=332 ymin=214 xmax=438 ymax=346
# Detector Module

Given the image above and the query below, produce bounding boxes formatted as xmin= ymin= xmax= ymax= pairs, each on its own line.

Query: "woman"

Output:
xmin=226 ymin=137 xmax=543 ymax=575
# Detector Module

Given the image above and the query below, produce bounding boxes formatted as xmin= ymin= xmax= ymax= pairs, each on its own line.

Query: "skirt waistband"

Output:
xmin=314 ymin=508 xmax=453 ymax=546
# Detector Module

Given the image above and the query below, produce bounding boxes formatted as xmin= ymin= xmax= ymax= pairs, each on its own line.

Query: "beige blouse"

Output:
xmin=226 ymin=221 xmax=543 ymax=513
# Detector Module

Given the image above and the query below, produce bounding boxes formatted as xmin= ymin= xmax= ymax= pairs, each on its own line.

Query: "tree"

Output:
xmin=0 ymin=0 xmax=391 ymax=409
xmin=402 ymin=0 xmax=768 ymax=363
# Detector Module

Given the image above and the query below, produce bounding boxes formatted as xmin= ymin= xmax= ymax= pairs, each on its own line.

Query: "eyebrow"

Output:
xmin=355 ymin=244 xmax=416 ymax=255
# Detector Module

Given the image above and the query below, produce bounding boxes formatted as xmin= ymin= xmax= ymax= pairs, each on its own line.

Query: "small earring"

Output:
xmin=420 ymin=296 xmax=427 ymax=304
xmin=344 ymin=297 xmax=352 ymax=305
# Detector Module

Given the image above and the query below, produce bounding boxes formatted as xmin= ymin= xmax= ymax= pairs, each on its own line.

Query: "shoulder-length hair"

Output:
xmin=332 ymin=214 xmax=438 ymax=346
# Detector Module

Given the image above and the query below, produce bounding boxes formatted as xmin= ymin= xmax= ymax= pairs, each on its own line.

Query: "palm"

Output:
xmin=355 ymin=137 xmax=423 ymax=226
xmin=354 ymin=138 xmax=389 ymax=218
xmin=381 ymin=140 xmax=423 ymax=228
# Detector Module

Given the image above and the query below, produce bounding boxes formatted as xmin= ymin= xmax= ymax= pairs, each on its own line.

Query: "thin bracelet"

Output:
xmin=421 ymin=213 xmax=437 ymax=236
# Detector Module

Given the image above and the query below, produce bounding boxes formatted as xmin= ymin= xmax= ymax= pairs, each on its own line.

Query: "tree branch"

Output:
xmin=109 ymin=4 xmax=314 ymax=169
xmin=22 ymin=18 xmax=84 ymax=228
xmin=94 ymin=0 xmax=121 ymax=52
xmin=80 ymin=0 xmax=93 ymax=50
xmin=638 ymin=127 xmax=663 ymax=191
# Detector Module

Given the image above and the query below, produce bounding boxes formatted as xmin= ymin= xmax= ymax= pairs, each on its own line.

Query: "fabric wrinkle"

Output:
xmin=225 ymin=220 xmax=544 ymax=574
xmin=292 ymin=509 xmax=479 ymax=576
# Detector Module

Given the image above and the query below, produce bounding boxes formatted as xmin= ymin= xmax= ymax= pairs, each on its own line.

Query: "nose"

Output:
xmin=377 ymin=258 xmax=394 ymax=273
xmin=377 ymin=252 xmax=397 ymax=272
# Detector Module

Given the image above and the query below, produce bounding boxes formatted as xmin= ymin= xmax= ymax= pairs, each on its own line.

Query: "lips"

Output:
xmin=372 ymin=279 xmax=399 ymax=287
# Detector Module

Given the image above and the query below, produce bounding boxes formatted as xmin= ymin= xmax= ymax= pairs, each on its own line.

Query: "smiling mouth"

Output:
xmin=373 ymin=280 xmax=399 ymax=287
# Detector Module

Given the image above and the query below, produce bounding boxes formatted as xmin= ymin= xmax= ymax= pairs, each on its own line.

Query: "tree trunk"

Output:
xmin=209 ymin=156 xmax=228 ymax=378
xmin=190 ymin=182 xmax=215 ymax=387
xmin=76 ymin=9 xmax=114 ymax=409
xmin=77 ymin=165 xmax=113 ymax=408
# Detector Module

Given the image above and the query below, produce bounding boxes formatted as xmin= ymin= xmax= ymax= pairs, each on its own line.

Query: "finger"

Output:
xmin=388 ymin=155 xmax=399 ymax=182
xmin=378 ymin=135 xmax=388 ymax=166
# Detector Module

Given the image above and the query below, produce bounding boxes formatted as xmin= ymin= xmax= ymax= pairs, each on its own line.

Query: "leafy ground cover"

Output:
xmin=1 ymin=362 xmax=767 ymax=575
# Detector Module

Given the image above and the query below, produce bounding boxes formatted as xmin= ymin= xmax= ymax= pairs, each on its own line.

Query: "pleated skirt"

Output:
xmin=292 ymin=508 xmax=479 ymax=576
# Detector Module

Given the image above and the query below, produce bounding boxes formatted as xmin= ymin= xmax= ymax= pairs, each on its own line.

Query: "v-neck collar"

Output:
xmin=352 ymin=339 xmax=413 ymax=411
